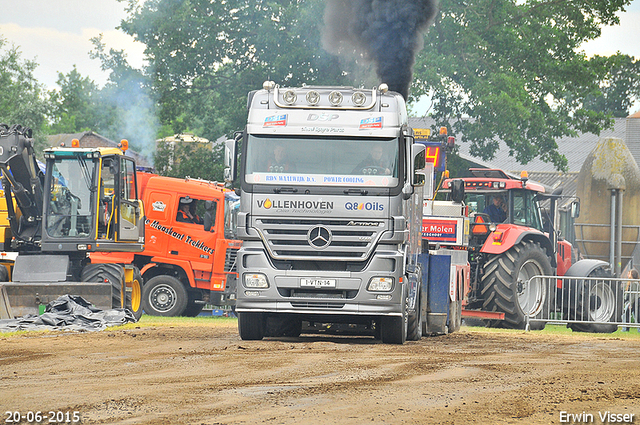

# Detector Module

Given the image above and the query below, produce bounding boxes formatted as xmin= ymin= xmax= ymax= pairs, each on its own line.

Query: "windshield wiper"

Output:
xmin=75 ymin=153 xmax=94 ymax=191
xmin=273 ymin=187 xmax=298 ymax=194
xmin=343 ymin=188 xmax=368 ymax=195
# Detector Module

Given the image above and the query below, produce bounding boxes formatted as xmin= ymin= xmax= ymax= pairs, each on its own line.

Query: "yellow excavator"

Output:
xmin=0 ymin=124 xmax=145 ymax=319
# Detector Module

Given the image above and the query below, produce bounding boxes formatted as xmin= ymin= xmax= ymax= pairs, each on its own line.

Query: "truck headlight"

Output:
xmin=244 ymin=273 xmax=269 ymax=288
xmin=367 ymin=277 xmax=393 ymax=292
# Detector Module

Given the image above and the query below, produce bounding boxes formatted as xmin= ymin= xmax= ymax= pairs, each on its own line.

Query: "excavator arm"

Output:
xmin=0 ymin=124 xmax=45 ymax=247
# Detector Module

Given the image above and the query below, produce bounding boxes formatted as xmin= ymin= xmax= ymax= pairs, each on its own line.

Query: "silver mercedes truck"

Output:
xmin=225 ymin=81 xmax=431 ymax=343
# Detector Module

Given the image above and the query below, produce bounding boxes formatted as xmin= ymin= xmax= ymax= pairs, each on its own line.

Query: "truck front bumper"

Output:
xmin=236 ymin=247 xmax=405 ymax=317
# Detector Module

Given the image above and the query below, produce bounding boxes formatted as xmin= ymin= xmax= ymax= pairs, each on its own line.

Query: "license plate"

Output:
xmin=300 ymin=278 xmax=336 ymax=288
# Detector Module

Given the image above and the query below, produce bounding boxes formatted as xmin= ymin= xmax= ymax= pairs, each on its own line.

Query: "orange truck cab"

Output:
xmin=91 ymin=171 xmax=241 ymax=316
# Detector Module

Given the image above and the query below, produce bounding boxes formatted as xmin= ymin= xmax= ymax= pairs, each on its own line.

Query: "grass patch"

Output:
xmin=461 ymin=323 xmax=640 ymax=339
xmin=117 ymin=314 xmax=238 ymax=330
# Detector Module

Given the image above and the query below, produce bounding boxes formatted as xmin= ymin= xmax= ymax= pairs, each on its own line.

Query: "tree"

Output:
xmin=411 ymin=0 xmax=634 ymax=171
xmin=47 ymin=65 xmax=102 ymax=134
xmin=89 ymin=34 xmax=159 ymax=160
xmin=584 ymin=54 xmax=640 ymax=118
xmin=119 ymin=0 xmax=348 ymax=138
xmin=153 ymin=140 xmax=224 ymax=182
xmin=0 ymin=36 xmax=49 ymax=150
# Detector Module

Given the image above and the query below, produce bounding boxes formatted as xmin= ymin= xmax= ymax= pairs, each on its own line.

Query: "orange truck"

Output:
xmin=91 ymin=170 xmax=241 ymax=316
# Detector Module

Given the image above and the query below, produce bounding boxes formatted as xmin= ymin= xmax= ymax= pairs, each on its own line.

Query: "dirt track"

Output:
xmin=1 ymin=320 xmax=639 ymax=425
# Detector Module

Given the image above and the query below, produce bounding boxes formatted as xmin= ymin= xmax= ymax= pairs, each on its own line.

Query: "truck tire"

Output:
xmin=81 ymin=263 xmax=143 ymax=319
xmin=127 ymin=267 xmax=144 ymax=321
xmin=406 ymin=287 xmax=422 ymax=341
xmin=568 ymin=266 xmax=620 ymax=333
xmin=0 ymin=264 xmax=8 ymax=282
xmin=238 ymin=312 xmax=265 ymax=340
xmin=481 ymin=240 xmax=552 ymax=330
xmin=183 ymin=290 xmax=205 ymax=317
xmin=142 ymin=275 xmax=188 ymax=316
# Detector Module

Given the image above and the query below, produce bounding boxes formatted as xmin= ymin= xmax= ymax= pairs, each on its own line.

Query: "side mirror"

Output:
xmin=224 ymin=138 xmax=236 ymax=183
xmin=412 ymin=144 xmax=426 ymax=171
xmin=410 ymin=143 xmax=426 ymax=187
xmin=450 ymin=179 xmax=465 ymax=203
xmin=571 ymin=200 xmax=580 ymax=218
xmin=413 ymin=172 xmax=426 ymax=187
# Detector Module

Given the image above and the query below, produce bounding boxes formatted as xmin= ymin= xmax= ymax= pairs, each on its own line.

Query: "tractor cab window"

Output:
xmin=46 ymin=158 xmax=94 ymax=238
xmin=465 ymin=192 xmax=508 ymax=222
xmin=177 ymin=196 xmax=206 ymax=226
xmin=512 ymin=189 xmax=543 ymax=231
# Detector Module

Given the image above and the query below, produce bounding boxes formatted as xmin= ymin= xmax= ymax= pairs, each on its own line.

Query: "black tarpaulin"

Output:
xmin=0 ymin=295 xmax=137 ymax=332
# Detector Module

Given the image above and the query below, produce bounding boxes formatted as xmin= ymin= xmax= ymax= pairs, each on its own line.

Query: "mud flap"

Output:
xmin=0 ymin=282 xmax=112 ymax=317
xmin=423 ymin=253 xmax=451 ymax=335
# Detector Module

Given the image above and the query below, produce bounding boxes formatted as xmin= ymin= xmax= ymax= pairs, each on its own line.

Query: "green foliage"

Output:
xmin=89 ymin=34 xmax=159 ymax=159
xmin=120 ymin=0 xmax=348 ymax=137
xmin=412 ymin=0 xmax=634 ymax=171
xmin=47 ymin=65 xmax=102 ymax=134
xmin=153 ymin=141 xmax=224 ymax=182
xmin=0 ymin=37 xmax=49 ymax=151
xmin=584 ymin=54 xmax=640 ymax=118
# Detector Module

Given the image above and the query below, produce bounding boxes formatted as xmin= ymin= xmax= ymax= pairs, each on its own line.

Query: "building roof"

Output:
xmin=47 ymin=132 xmax=151 ymax=166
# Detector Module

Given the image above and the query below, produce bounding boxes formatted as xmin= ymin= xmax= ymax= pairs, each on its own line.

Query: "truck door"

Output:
xmin=174 ymin=195 xmax=219 ymax=289
xmin=118 ymin=157 xmax=143 ymax=241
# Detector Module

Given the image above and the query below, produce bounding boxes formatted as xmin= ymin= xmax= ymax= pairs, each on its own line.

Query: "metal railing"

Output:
xmin=524 ymin=275 xmax=640 ymax=331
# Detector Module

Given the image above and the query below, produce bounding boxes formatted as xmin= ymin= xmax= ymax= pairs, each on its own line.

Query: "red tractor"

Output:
xmin=442 ymin=168 xmax=614 ymax=331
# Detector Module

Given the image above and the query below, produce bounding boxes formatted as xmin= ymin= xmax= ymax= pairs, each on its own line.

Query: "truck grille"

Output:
xmin=224 ymin=248 xmax=239 ymax=272
xmin=254 ymin=218 xmax=387 ymax=260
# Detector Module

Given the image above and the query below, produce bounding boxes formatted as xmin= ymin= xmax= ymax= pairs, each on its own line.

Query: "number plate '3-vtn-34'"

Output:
xmin=300 ymin=278 xmax=336 ymax=288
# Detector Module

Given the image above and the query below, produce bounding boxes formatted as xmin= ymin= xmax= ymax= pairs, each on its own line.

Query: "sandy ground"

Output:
xmin=1 ymin=320 xmax=639 ymax=425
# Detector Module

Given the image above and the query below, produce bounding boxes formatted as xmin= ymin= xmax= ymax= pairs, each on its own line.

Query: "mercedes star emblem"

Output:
xmin=307 ymin=225 xmax=332 ymax=249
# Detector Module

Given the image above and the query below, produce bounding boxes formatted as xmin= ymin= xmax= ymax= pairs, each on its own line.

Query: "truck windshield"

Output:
xmin=244 ymin=135 xmax=400 ymax=187
xmin=46 ymin=158 xmax=95 ymax=238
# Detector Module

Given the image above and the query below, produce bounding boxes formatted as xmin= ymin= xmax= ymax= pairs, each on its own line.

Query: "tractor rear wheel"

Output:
xmin=481 ymin=240 xmax=552 ymax=330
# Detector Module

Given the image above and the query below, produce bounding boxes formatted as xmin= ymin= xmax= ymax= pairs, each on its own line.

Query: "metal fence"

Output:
xmin=524 ymin=275 xmax=640 ymax=332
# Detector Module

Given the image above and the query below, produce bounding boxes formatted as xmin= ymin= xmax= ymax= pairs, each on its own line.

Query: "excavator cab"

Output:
xmin=40 ymin=147 xmax=145 ymax=253
xmin=0 ymin=125 xmax=145 ymax=318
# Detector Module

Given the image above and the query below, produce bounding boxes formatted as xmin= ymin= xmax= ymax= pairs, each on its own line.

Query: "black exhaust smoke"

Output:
xmin=322 ymin=0 xmax=438 ymax=100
